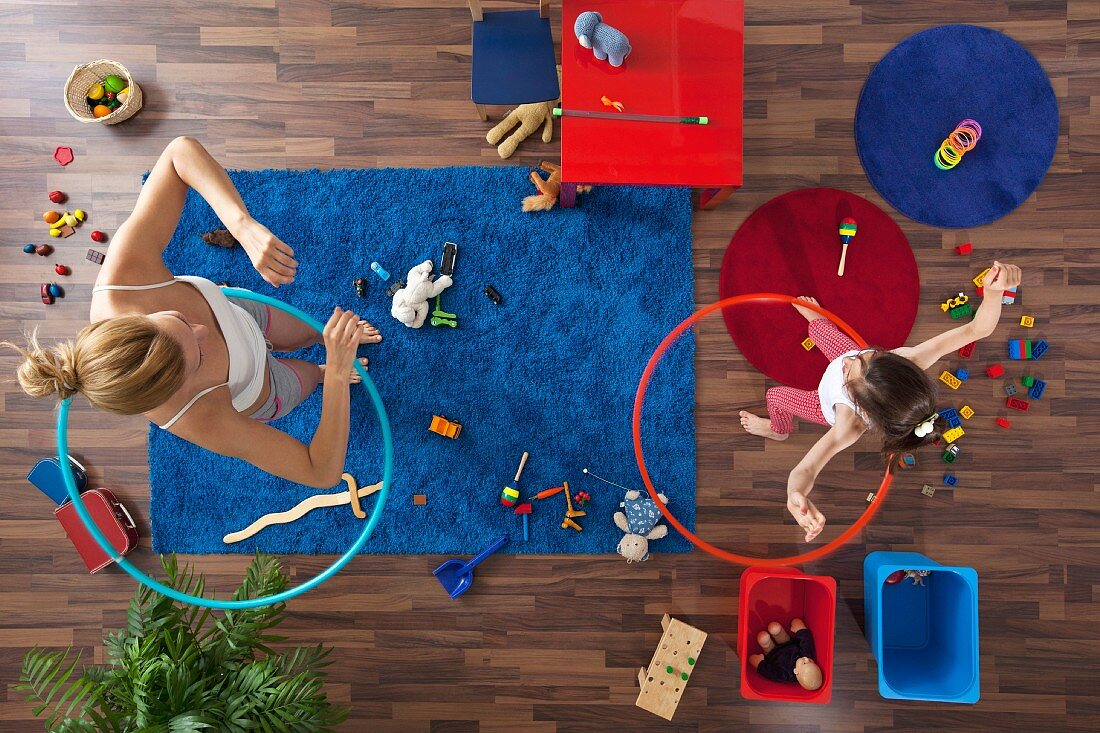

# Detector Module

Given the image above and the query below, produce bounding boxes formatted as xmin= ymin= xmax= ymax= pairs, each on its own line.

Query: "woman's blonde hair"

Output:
xmin=4 ymin=315 xmax=186 ymax=415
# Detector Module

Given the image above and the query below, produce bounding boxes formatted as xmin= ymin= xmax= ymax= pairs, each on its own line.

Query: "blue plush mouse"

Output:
xmin=614 ymin=490 xmax=669 ymax=563
xmin=574 ymin=11 xmax=632 ymax=67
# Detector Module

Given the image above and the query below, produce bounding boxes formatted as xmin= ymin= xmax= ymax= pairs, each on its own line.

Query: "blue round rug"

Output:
xmin=855 ymin=25 xmax=1058 ymax=229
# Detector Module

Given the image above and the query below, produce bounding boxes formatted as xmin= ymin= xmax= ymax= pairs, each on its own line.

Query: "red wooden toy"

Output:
xmin=40 ymin=283 xmax=54 ymax=305
xmin=90 ymin=230 xmax=108 ymax=243
xmin=48 ymin=190 xmax=66 ymax=204
xmin=54 ymin=264 xmax=70 ymax=276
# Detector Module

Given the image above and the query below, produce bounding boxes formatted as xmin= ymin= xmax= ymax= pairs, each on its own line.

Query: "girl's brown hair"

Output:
xmin=846 ymin=351 xmax=946 ymax=461
xmin=4 ymin=315 xmax=186 ymax=415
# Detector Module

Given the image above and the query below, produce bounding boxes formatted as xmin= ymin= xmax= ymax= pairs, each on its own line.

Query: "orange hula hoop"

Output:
xmin=631 ymin=293 xmax=895 ymax=567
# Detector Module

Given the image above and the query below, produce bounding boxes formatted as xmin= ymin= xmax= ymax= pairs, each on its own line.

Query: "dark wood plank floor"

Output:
xmin=2 ymin=1 xmax=1099 ymax=730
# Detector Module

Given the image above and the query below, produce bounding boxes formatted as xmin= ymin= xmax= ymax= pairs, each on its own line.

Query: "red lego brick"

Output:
xmin=995 ymin=417 xmax=1011 ymax=429
xmin=1006 ymin=397 xmax=1029 ymax=412
xmin=958 ymin=342 xmax=976 ymax=359
xmin=956 ymin=242 xmax=972 ymax=255
xmin=986 ymin=364 xmax=1005 ymax=378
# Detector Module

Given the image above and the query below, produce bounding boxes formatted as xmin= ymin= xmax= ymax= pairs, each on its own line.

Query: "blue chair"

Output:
xmin=469 ymin=0 xmax=560 ymax=120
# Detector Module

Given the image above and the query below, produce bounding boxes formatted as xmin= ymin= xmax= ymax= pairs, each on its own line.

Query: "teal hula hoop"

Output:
xmin=56 ymin=287 xmax=393 ymax=609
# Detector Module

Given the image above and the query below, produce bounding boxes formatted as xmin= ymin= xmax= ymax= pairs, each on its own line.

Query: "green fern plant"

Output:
xmin=17 ymin=554 xmax=348 ymax=732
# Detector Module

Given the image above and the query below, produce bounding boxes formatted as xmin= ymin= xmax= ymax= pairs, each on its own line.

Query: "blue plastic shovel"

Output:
xmin=433 ymin=535 xmax=508 ymax=599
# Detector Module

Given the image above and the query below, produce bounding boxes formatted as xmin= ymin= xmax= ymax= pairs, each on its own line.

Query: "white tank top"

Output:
xmin=92 ymin=276 xmax=267 ymax=427
xmin=818 ymin=349 xmax=864 ymax=426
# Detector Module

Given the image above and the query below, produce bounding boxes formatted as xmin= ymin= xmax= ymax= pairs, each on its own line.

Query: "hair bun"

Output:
xmin=4 ymin=331 xmax=80 ymax=401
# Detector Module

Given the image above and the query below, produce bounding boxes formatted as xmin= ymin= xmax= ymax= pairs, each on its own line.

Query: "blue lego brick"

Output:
xmin=1032 ymin=339 xmax=1049 ymax=359
xmin=947 ymin=414 xmax=962 ymax=429
xmin=1029 ymin=379 xmax=1046 ymax=400
xmin=955 ymin=369 xmax=969 ymax=381
xmin=943 ymin=473 xmax=958 ymax=487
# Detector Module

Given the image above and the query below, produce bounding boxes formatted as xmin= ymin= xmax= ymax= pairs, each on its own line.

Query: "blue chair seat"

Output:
xmin=472 ymin=9 xmax=559 ymax=106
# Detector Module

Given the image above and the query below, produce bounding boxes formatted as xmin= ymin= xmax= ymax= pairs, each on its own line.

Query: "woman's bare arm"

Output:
xmin=95 ymin=136 xmax=298 ymax=292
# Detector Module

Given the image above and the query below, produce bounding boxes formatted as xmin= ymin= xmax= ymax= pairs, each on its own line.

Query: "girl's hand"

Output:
xmin=322 ymin=307 xmax=362 ymax=381
xmin=981 ymin=261 xmax=1021 ymax=295
xmin=787 ymin=491 xmax=826 ymax=542
xmin=235 ymin=217 xmax=298 ymax=287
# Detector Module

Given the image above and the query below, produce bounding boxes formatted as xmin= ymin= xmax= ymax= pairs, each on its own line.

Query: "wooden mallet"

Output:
xmin=501 ymin=451 xmax=529 ymax=507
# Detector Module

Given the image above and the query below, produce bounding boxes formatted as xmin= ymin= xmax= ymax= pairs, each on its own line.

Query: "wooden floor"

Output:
xmin=2 ymin=1 xmax=1099 ymax=730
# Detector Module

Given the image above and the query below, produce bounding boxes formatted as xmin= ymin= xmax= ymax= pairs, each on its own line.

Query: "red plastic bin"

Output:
xmin=738 ymin=566 xmax=836 ymax=704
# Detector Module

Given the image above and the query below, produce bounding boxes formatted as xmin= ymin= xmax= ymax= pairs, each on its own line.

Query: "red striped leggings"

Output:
xmin=766 ymin=319 xmax=861 ymax=435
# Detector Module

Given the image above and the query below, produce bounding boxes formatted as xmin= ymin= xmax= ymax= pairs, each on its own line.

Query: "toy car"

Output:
xmin=429 ymin=415 xmax=462 ymax=439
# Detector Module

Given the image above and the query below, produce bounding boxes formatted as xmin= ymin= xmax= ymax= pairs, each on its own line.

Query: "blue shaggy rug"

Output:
xmin=149 ymin=167 xmax=696 ymax=555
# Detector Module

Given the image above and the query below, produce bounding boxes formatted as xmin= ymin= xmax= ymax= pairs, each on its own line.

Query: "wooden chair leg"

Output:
xmin=559 ymin=182 xmax=578 ymax=208
xmin=696 ymin=185 xmax=736 ymax=210
xmin=474 ymin=103 xmax=488 ymax=121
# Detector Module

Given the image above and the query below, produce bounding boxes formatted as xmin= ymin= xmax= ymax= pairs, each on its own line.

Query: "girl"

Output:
xmin=739 ymin=261 xmax=1023 ymax=541
xmin=5 ymin=136 xmax=380 ymax=488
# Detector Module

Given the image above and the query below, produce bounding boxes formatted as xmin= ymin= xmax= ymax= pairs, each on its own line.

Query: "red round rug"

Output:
xmin=718 ymin=188 xmax=919 ymax=391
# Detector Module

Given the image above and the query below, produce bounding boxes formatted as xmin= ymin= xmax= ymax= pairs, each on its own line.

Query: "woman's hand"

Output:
xmin=787 ymin=490 xmax=826 ymax=542
xmin=322 ymin=307 xmax=362 ymax=381
xmin=981 ymin=260 xmax=1021 ymax=295
xmin=234 ymin=217 xmax=298 ymax=287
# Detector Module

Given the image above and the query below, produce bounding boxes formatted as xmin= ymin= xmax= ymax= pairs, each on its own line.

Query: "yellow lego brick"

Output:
xmin=959 ymin=405 xmax=974 ymax=420
xmin=1020 ymin=315 xmax=1034 ymax=327
xmin=943 ymin=426 xmax=965 ymax=443
xmin=939 ymin=370 xmax=961 ymax=390
xmin=801 ymin=337 xmax=815 ymax=351
xmin=973 ymin=267 xmax=991 ymax=288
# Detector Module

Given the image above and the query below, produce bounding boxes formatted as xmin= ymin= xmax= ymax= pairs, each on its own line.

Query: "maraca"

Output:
xmin=837 ymin=217 xmax=857 ymax=277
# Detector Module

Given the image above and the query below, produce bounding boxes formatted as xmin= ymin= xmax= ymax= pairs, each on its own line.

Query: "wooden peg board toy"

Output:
xmin=635 ymin=614 xmax=706 ymax=721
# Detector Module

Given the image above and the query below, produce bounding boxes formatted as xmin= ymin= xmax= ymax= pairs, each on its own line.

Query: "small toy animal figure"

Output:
xmin=391 ymin=260 xmax=452 ymax=328
xmin=614 ymin=490 xmax=669 ymax=563
xmin=523 ymin=161 xmax=592 ymax=212
xmin=574 ymin=11 xmax=632 ymax=67
xmin=904 ymin=569 xmax=931 ymax=586
xmin=486 ymin=102 xmax=555 ymax=159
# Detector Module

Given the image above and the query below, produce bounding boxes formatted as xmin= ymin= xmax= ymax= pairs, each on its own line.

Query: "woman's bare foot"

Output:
xmin=359 ymin=320 xmax=382 ymax=344
xmin=792 ymin=295 xmax=826 ymax=322
xmin=319 ymin=357 xmax=369 ymax=384
xmin=739 ymin=411 xmax=788 ymax=441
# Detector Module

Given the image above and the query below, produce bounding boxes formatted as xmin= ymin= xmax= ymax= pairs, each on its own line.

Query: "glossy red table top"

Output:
xmin=560 ymin=0 xmax=744 ymax=187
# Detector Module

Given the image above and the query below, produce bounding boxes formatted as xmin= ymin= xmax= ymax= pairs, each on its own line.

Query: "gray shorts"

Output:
xmin=227 ymin=295 xmax=309 ymax=422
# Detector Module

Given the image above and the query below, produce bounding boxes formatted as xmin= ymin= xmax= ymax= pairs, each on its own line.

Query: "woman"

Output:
xmin=7 ymin=136 xmax=379 ymax=488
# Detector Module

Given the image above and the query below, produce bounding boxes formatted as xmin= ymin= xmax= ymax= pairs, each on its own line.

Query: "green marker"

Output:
xmin=553 ymin=107 xmax=709 ymax=125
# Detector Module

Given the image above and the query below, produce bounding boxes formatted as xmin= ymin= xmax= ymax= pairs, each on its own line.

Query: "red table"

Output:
xmin=560 ymin=0 xmax=744 ymax=209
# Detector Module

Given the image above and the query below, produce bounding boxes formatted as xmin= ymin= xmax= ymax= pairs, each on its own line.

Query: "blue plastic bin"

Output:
xmin=864 ymin=552 xmax=980 ymax=703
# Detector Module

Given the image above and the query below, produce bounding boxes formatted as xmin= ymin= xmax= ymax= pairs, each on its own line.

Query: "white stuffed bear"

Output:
xmin=390 ymin=260 xmax=452 ymax=328
xmin=614 ymin=490 xmax=669 ymax=563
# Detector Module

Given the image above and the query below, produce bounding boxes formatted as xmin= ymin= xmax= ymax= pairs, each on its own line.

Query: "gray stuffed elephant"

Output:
xmin=574 ymin=11 xmax=631 ymax=67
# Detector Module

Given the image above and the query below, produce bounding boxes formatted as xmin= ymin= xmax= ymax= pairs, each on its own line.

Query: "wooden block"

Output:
xmin=413 ymin=494 xmax=427 ymax=505
xmin=922 ymin=484 xmax=936 ymax=497
xmin=939 ymin=371 xmax=961 ymax=390
xmin=57 ymin=225 xmax=75 ymax=238
xmin=636 ymin=616 xmax=707 ymax=721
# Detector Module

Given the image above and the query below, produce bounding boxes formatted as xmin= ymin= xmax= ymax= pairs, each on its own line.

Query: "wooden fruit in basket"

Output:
xmin=64 ymin=59 xmax=142 ymax=125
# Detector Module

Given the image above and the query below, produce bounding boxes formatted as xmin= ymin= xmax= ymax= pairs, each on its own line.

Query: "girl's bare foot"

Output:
xmin=319 ymin=357 xmax=369 ymax=384
xmin=792 ymin=295 xmax=826 ymax=322
xmin=359 ymin=320 xmax=382 ymax=344
xmin=739 ymin=410 xmax=788 ymax=441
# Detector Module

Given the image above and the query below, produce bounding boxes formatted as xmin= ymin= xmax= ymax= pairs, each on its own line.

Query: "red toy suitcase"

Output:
xmin=54 ymin=488 xmax=138 ymax=573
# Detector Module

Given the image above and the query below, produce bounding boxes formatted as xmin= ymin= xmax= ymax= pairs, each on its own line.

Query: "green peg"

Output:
xmin=687 ymin=657 xmax=696 ymax=666
xmin=665 ymin=665 xmax=674 ymax=674
xmin=681 ymin=672 xmax=689 ymax=681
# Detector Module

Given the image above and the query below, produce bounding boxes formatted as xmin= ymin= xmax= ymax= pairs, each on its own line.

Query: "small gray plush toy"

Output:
xmin=614 ymin=490 xmax=669 ymax=563
xmin=574 ymin=11 xmax=632 ymax=67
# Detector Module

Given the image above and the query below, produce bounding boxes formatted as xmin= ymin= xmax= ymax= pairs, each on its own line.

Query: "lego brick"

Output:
xmin=1006 ymin=397 xmax=1029 ymax=412
xmin=973 ymin=267 xmax=990 ymax=288
xmin=866 ymin=492 xmax=876 ymax=503
xmin=413 ymin=494 xmax=427 ymax=505
xmin=942 ymin=426 xmax=965 ymax=443
xmin=1020 ymin=315 xmax=1035 ymax=328
xmin=955 ymin=242 xmax=972 ymax=255
xmin=1032 ymin=340 xmax=1049 ymax=359
xmin=939 ymin=371 xmax=961 ymax=390
xmin=1002 ymin=287 xmax=1018 ymax=305
xmin=941 ymin=292 xmax=969 ymax=313
xmin=1020 ymin=376 xmax=1035 ymax=387
xmin=946 ymin=414 xmax=962 ymax=429
xmin=949 ymin=304 xmax=973 ymax=320
xmin=1005 ymin=384 xmax=1017 ymax=396
xmin=938 ymin=408 xmax=959 ymax=422
xmin=801 ymin=337 xmax=814 ymax=351
xmin=986 ymin=364 xmax=1005 ymax=378
xmin=956 ymin=369 xmax=969 ymax=381
xmin=958 ymin=342 xmax=975 ymax=358
xmin=1009 ymin=339 xmax=1032 ymax=360
xmin=1029 ymin=379 xmax=1046 ymax=400
xmin=996 ymin=417 xmax=1011 ymax=429
xmin=943 ymin=473 xmax=958 ymax=487
xmin=922 ymin=484 xmax=936 ymax=497
xmin=959 ymin=405 xmax=974 ymax=420
xmin=942 ymin=450 xmax=957 ymax=464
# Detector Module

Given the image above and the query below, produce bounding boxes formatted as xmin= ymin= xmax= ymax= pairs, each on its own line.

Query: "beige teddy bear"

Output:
xmin=487 ymin=102 xmax=555 ymax=159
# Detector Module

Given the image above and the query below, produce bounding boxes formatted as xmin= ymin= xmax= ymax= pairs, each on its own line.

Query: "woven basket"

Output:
xmin=64 ymin=59 xmax=142 ymax=125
